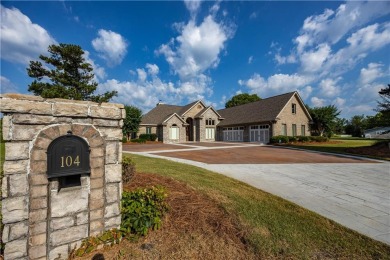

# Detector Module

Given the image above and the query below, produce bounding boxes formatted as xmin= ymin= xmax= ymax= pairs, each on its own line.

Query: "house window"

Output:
xmin=205 ymin=127 xmax=215 ymax=139
xmin=146 ymin=127 xmax=151 ymax=134
xmin=301 ymin=125 xmax=305 ymax=136
xmin=206 ymin=119 xmax=215 ymax=126
xmin=169 ymin=124 xmax=179 ymax=140
xmin=282 ymin=124 xmax=287 ymax=135
xmin=292 ymin=103 xmax=296 ymax=114
xmin=292 ymin=124 xmax=297 ymax=136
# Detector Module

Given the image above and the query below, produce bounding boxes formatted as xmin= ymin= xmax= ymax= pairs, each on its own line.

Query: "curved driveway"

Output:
xmin=123 ymin=142 xmax=390 ymax=245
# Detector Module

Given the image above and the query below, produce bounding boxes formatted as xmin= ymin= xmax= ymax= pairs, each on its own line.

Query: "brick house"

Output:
xmin=139 ymin=91 xmax=311 ymax=143
xmin=139 ymin=100 xmax=224 ymax=143
xmin=217 ymin=91 xmax=312 ymax=143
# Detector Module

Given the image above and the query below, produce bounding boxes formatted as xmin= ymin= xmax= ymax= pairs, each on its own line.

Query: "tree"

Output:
xmin=123 ymin=105 xmax=142 ymax=140
xmin=345 ymin=115 xmax=367 ymax=137
xmin=27 ymin=43 xmax=117 ymax=102
xmin=376 ymin=84 xmax=390 ymax=114
xmin=307 ymin=105 xmax=341 ymax=136
xmin=225 ymin=93 xmax=261 ymax=108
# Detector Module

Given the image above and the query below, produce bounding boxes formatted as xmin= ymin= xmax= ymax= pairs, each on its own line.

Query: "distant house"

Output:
xmin=139 ymin=100 xmax=224 ymax=143
xmin=364 ymin=127 xmax=390 ymax=139
xmin=139 ymin=91 xmax=312 ymax=143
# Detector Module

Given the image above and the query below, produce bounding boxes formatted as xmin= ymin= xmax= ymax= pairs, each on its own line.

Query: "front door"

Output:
xmin=186 ymin=118 xmax=194 ymax=141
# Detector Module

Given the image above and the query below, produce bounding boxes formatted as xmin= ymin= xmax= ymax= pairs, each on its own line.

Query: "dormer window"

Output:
xmin=292 ymin=103 xmax=296 ymax=114
xmin=206 ymin=119 xmax=215 ymax=125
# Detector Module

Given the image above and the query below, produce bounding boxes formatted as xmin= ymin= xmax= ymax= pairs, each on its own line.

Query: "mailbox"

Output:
xmin=47 ymin=131 xmax=90 ymax=179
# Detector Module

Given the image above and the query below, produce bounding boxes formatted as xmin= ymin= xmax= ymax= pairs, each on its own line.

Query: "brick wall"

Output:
xmin=1 ymin=94 xmax=124 ymax=260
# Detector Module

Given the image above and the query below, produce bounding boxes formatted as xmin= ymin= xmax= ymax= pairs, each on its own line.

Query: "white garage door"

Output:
xmin=223 ymin=127 xmax=244 ymax=142
xmin=250 ymin=125 xmax=270 ymax=143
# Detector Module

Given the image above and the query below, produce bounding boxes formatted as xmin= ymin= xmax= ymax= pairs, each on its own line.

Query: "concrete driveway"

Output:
xmin=123 ymin=142 xmax=390 ymax=245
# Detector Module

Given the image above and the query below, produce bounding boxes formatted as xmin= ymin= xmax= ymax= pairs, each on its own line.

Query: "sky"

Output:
xmin=1 ymin=1 xmax=389 ymax=119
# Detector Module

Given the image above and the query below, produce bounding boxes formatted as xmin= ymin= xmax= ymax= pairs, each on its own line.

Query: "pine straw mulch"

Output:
xmin=346 ymin=141 xmax=390 ymax=160
xmin=76 ymin=172 xmax=255 ymax=260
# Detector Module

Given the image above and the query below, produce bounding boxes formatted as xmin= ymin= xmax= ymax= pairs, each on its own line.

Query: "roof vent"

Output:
xmin=156 ymin=100 xmax=164 ymax=106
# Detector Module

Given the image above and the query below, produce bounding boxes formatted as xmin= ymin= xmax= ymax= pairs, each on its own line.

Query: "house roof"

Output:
xmin=217 ymin=92 xmax=301 ymax=126
xmin=141 ymin=104 xmax=182 ymax=125
xmin=141 ymin=100 xmax=213 ymax=125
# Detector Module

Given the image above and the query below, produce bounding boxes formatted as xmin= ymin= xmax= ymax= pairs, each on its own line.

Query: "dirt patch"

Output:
xmin=346 ymin=141 xmax=390 ymax=160
xmin=76 ymin=173 xmax=254 ymax=260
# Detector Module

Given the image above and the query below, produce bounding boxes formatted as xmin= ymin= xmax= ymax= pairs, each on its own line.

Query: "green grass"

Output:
xmin=129 ymin=154 xmax=390 ymax=259
xmin=286 ymin=138 xmax=385 ymax=158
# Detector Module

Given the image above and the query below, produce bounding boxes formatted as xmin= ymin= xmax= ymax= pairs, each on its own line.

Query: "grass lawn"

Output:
xmin=130 ymin=154 xmax=390 ymax=259
xmin=285 ymin=138 xmax=389 ymax=159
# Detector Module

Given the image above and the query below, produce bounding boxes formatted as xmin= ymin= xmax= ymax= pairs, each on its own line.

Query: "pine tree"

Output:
xmin=27 ymin=43 xmax=117 ymax=102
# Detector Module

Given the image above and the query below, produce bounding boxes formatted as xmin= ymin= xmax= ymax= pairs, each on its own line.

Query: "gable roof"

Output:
xmin=217 ymin=92 xmax=305 ymax=126
xmin=141 ymin=100 xmax=211 ymax=125
xmin=196 ymin=106 xmax=224 ymax=119
xmin=141 ymin=104 xmax=182 ymax=125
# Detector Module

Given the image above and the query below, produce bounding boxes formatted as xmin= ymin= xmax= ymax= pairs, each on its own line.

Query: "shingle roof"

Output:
xmin=217 ymin=92 xmax=296 ymax=126
xmin=141 ymin=104 xmax=182 ymax=125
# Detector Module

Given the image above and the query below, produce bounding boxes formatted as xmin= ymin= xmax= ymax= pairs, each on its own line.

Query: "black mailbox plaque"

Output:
xmin=47 ymin=131 xmax=90 ymax=179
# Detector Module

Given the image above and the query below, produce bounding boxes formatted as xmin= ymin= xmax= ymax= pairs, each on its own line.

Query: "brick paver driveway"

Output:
xmin=123 ymin=142 xmax=390 ymax=245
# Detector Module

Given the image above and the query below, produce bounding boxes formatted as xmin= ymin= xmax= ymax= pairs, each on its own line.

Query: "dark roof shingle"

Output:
xmin=141 ymin=104 xmax=182 ymax=125
xmin=217 ymin=92 xmax=295 ymax=126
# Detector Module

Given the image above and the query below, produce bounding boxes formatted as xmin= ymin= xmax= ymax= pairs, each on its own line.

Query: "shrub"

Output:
xmin=139 ymin=133 xmax=158 ymax=141
xmin=289 ymin=136 xmax=297 ymax=142
xmin=131 ymin=139 xmax=146 ymax=144
xmin=122 ymin=136 xmax=128 ymax=143
xmin=311 ymin=136 xmax=329 ymax=142
xmin=270 ymin=135 xmax=289 ymax=144
xmin=121 ymin=186 xmax=169 ymax=236
xmin=122 ymin=156 xmax=135 ymax=183
xmin=150 ymin=133 xmax=158 ymax=141
xmin=298 ymin=136 xmax=311 ymax=142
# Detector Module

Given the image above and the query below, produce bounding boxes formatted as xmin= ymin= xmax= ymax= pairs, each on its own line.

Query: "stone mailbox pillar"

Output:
xmin=1 ymin=94 xmax=125 ymax=260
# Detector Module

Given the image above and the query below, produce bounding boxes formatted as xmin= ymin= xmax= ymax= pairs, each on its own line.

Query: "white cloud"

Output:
xmin=359 ymin=63 xmax=385 ymax=85
xmin=248 ymin=56 xmax=253 ymax=64
xmin=0 ymin=76 xmax=18 ymax=93
xmin=83 ymin=51 xmax=106 ymax=82
xmin=184 ymin=0 xmax=202 ymax=19
xmin=97 ymin=64 xmax=212 ymax=112
xmin=92 ymin=29 xmax=128 ymax=67
xmin=145 ymin=63 xmax=159 ymax=75
xmin=311 ymin=96 xmax=326 ymax=107
xmin=238 ymin=73 xmax=312 ymax=98
xmin=335 ymin=97 xmax=346 ymax=107
xmin=300 ymin=43 xmax=331 ymax=72
xmin=322 ymin=22 xmax=390 ymax=76
xmin=157 ymin=15 xmax=233 ymax=80
xmin=249 ymin=12 xmax=257 ymax=20
xmin=136 ymin=69 xmax=147 ymax=82
xmin=296 ymin=2 xmax=390 ymax=51
xmin=0 ymin=5 xmax=57 ymax=64
xmin=319 ymin=77 xmax=341 ymax=98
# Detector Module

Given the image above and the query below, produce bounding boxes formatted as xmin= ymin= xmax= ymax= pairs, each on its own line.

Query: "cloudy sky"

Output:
xmin=1 ymin=1 xmax=389 ymax=118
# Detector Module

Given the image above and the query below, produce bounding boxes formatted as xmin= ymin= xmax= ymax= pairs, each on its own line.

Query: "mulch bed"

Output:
xmin=77 ymin=173 xmax=254 ymax=260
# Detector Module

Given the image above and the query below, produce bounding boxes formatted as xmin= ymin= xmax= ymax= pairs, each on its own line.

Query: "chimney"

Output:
xmin=156 ymin=100 xmax=164 ymax=106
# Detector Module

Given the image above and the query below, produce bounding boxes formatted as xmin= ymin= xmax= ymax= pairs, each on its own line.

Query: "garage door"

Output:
xmin=223 ymin=127 xmax=244 ymax=142
xmin=250 ymin=125 xmax=270 ymax=143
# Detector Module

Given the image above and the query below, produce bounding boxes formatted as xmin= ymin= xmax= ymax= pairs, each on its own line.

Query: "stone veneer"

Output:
xmin=1 ymin=94 xmax=125 ymax=260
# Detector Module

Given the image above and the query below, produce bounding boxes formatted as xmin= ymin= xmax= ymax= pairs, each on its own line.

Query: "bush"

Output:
xmin=150 ymin=133 xmax=158 ymax=141
xmin=270 ymin=135 xmax=289 ymax=143
xmin=131 ymin=139 xmax=146 ymax=144
xmin=121 ymin=186 xmax=169 ymax=236
xmin=122 ymin=156 xmax=135 ymax=183
xmin=310 ymin=136 xmax=329 ymax=142
xmin=122 ymin=136 xmax=128 ymax=143
xmin=289 ymin=136 xmax=297 ymax=142
xmin=139 ymin=133 xmax=158 ymax=141
xmin=298 ymin=136 xmax=311 ymax=142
